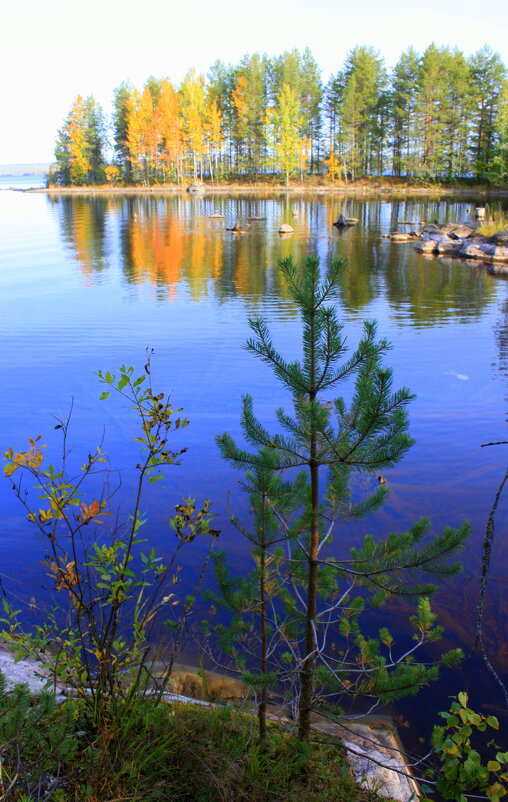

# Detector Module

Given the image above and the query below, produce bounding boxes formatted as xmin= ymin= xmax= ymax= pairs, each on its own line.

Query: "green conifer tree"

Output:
xmin=205 ymin=453 xmax=300 ymax=737
xmin=217 ymin=255 xmax=469 ymax=739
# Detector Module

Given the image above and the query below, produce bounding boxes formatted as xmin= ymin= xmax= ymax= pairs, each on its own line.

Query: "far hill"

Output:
xmin=0 ymin=163 xmax=50 ymax=176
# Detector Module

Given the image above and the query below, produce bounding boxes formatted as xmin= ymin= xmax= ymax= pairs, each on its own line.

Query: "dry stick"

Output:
xmin=471 ymin=444 xmax=508 ymax=708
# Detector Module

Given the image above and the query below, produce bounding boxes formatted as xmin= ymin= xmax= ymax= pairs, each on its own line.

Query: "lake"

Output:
xmin=1 ymin=187 xmax=508 ymax=740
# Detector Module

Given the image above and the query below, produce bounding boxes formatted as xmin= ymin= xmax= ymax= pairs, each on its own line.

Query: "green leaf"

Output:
xmin=457 ymin=691 xmax=468 ymax=707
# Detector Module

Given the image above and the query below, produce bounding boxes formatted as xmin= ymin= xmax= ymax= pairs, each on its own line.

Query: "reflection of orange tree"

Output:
xmin=126 ymin=209 xmax=225 ymax=298
xmin=129 ymin=213 xmax=184 ymax=290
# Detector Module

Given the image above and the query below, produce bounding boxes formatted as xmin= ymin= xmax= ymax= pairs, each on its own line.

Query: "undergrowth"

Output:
xmin=0 ymin=690 xmax=387 ymax=802
xmin=478 ymin=209 xmax=508 ymax=237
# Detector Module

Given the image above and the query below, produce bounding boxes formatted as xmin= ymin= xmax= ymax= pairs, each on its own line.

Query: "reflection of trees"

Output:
xmin=118 ymin=195 xmax=320 ymax=304
xmin=49 ymin=195 xmax=109 ymax=280
xmin=493 ymin=293 xmax=508 ymax=420
xmin=50 ymin=192 xmax=496 ymax=323
xmin=494 ymin=297 xmax=508 ymax=379
xmin=324 ymin=196 xmax=496 ymax=323
xmin=384 ymin=252 xmax=496 ymax=325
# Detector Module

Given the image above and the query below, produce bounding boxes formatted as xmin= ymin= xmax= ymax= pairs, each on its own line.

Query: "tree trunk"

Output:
xmin=298 ymin=300 xmax=318 ymax=740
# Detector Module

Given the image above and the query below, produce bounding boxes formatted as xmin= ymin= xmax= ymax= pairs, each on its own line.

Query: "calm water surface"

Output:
xmin=2 ymin=188 xmax=508 ymax=738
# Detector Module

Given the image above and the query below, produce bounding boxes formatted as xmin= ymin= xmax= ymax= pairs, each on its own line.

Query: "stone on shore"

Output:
xmin=414 ymin=222 xmax=508 ymax=264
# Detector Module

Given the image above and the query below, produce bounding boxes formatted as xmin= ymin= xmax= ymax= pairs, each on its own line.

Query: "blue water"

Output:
xmin=0 ymin=174 xmax=47 ymax=190
xmin=1 ymin=186 xmax=508 ymax=738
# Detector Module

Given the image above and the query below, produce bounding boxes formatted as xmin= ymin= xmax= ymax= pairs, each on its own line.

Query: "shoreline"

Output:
xmin=0 ymin=645 xmax=419 ymax=800
xmin=20 ymin=182 xmax=508 ymax=198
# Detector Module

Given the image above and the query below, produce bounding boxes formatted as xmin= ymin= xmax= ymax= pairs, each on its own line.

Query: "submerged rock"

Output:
xmin=226 ymin=220 xmax=249 ymax=233
xmin=334 ymin=214 xmax=359 ymax=228
xmin=279 ymin=223 xmax=294 ymax=234
xmin=389 ymin=232 xmax=419 ymax=242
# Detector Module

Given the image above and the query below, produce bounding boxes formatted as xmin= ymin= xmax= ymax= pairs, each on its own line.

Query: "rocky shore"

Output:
xmin=415 ymin=222 xmax=508 ymax=266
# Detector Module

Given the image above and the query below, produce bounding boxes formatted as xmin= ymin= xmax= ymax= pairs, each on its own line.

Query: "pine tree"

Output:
xmin=217 ymin=255 xmax=469 ymax=739
xmin=52 ymin=95 xmax=107 ymax=186
xmin=390 ymin=48 xmax=421 ymax=176
xmin=206 ymin=455 xmax=297 ymax=737
xmin=112 ymin=81 xmax=134 ymax=180
xmin=337 ymin=47 xmax=387 ymax=179
xmin=469 ymin=46 xmax=507 ymax=180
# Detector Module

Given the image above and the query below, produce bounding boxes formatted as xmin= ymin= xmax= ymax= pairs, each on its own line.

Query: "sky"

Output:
xmin=2 ymin=0 xmax=508 ymax=165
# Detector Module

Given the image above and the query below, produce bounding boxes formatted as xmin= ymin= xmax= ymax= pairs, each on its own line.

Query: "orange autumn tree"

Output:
xmin=323 ymin=150 xmax=343 ymax=183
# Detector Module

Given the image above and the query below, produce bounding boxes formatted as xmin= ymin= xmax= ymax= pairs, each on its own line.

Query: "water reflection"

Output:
xmin=48 ymin=195 xmax=110 ymax=279
xmin=49 ymin=192 xmax=501 ymax=324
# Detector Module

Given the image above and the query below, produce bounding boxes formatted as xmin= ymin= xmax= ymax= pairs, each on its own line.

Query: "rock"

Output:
xmin=441 ymin=224 xmax=476 ymax=238
xmin=344 ymin=733 xmax=418 ymax=801
xmin=488 ymin=263 xmax=508 ymax=276
xmin=226 ymin=220 xmax=248 ymax=233
xmin=475 ymin=206 xmax=486 ymax=218
xmin=210 ymin=211 xmax=224 ymax=218
xmin=169 ymin=666 xmax=247 ymax=702
xmin=461 ymin=240 xmax=497 ymax=259
xmin=415 ymin=238 xmax=438 ymax=253
xmin=493 ymin=244 xmax=508 ymax=261
xmin=279 ymin=223 xmax=294 ymax=234
xmin=415 ymin=223 xmax=508 ymax=265
xmin=390 ymin=233 xmax=417 ymax=242
xmin=0 ymin=646 xmax=63 ymax=697
xmin=436 ymin=239 xmax=464 ymax=255
xmin=334 ymin=214 xmax=359 ymax=228
xmin=187 ymin=183 xmax=204 ymax=193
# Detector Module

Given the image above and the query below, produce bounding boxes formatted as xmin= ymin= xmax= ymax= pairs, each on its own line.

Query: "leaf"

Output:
xmin=457 ymin=691 xmax=468 ymax=707
xmin=99 ymin=392 xmax=110 ymax=400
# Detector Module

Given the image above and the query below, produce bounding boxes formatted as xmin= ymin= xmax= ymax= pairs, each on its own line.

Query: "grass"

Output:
xmin=0 ymin=697 xmax=394 ymax=802
xmin=478 ymin=209 xmax=508 ymax=236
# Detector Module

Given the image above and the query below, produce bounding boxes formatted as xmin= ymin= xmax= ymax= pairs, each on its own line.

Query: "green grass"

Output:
xmin=1 ymin=698 xmax=394 ymax=802
xmin=478 ymin=210 xmax=508 ymax=236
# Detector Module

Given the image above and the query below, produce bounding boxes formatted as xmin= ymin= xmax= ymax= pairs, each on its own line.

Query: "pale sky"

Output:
xmin=2 ymin=0 xmax=508 ymax=165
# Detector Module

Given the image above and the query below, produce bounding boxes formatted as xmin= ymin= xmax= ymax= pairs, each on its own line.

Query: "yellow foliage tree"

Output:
xmin=156 ymin=79 xmax=185 ymax=184
xmin=68 ymin=96 xmax=91 ymax=185
xmin=205 ymin=98 xmax=223 ymax=182
xmin=126 ymin=86 xmax=155 ymax=183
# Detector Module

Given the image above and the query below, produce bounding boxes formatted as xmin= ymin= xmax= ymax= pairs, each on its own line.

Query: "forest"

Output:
xmin=50 ymin=44 xmax=508 ymax=188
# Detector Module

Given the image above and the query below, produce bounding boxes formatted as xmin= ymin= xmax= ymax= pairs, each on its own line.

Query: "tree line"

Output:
xmin=51 ymin=44 xmax=508 ymax=187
